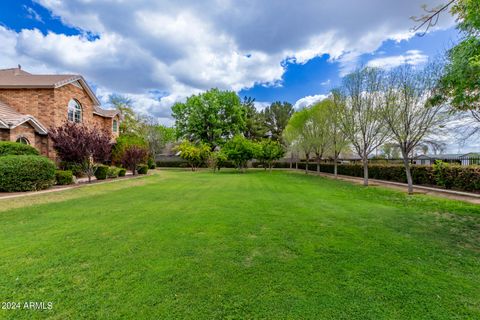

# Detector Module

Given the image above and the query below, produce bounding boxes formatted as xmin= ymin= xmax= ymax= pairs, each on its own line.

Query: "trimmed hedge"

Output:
xmin=155 ymin=160 xmax=237 ymax=168
xmin=147 ymin=158 xmax=156 ymax=169
xmin=137 ymin=164 xmax=148 ymax=174
xmin=292 ymin=162 xmax=480 ymax=193
xmin=107 ymin=167 xmax=121 ymax=178
xmin=0 ymin=155 xmax=56 ymax=192
xmin=118 ymin=168 xmax=127 ymax=177
xmin=58 ymin=161 xmax=84 ymax=178
xmin=95 ymin=165 xmax=109 ymax=180
xmin=55 ymin=170 xmax=74 ymax=185
xmin=0 ymin=141 xmax=39 ymax=156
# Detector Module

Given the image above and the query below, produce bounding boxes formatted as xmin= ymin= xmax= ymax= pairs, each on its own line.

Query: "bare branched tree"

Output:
xmin=411 ymin=0 xmax=457 ymax=36
xmin=382 ymin=64 xmax=447 ymax=194
xmin=338 ymin=67 xmax=390 ymax=186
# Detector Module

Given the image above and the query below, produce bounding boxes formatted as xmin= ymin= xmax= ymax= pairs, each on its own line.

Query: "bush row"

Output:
xmin=292 ymin=162 xmax=480 ymax=192
xmin=156 ymin=160 xmax=237 ymax=168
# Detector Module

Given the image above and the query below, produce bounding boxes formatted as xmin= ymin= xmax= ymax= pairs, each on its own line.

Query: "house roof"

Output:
xmin=414 ymin=153 xmax=479 ymax=159
xmin=0 ymin=100 xmax=48 ymax=135
xmin=0 ymin=67 xmax=119 ymax=118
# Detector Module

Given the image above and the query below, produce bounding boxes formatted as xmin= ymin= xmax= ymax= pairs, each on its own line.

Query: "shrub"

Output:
xmin=121 ymin=146 xmax=148 ymax=175
xmin=59 ymin=161 xmax=85 ymax=178
xmin=175 ymin=140 xmax=211 ymax=171
xmin=0 ymin=141 xmax=39 ymax=156
xmin=0 ymin=155 xmax=55 ymax=192
xmin=147 ymin=157 xmax=156 ymax=169
xmin=137 ymin=164 xmax=148 ymax=174
xmin=107 ymin=167 xmax=121 ymax=178
xmin=118 ymin=168 xmax=127 ymax=177
xmin=95 ymin=165 xmax=109 ymax=180
xmin=49 ymin=122 xmax=112 ymax=182
xmin=55 ymin=170 xmax=74 ymax=185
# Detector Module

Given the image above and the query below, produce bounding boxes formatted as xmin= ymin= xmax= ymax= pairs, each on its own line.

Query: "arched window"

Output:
xmin=16 ymin=137 xmax=30 ymax=145
xmin=112 ymin=119 xmax=118 ymax=133
xmin=68 ymin=99 xmax=82 ymax=123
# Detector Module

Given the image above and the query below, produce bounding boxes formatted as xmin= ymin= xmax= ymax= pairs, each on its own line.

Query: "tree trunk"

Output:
xmin=334 ymin=157 xmax=338 ymax=178
xmin=316 ymin=158 xmax=320 ymax=174
xmin=305 ymin=154 xmax=309 ymax=174
xmin=402 ymin=150 xmax=414 ymax=194
xmin=295 ymin=161 xmax=298 ymax=170
xmin=363 ymin=157 xmax=369 ymax=186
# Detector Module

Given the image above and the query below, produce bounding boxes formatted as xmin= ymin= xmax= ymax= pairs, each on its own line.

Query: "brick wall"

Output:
xmin=0 ymin=83 xmax=118 ymax=161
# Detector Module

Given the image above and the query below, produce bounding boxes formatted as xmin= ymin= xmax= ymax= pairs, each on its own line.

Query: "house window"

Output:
xmin=68 ymin=99 xmax=82 ymax=123
xmin=16 ymin=137 xmax=30 ymax=145
xmin=112 ymin=119 xmax=118 ymax=133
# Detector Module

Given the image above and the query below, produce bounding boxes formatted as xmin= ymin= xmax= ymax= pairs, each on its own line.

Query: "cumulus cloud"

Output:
xmin=0 ymin=0 xmax=454 ymax=121
xmin=367 ymin=50 xmax=429 ymax=69
xmin=294 ymin=94 xmax=328 ymax=110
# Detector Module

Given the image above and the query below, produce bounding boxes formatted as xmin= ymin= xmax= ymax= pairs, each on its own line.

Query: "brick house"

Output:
xmin=0 ymin=66 xmax=120 ymax=160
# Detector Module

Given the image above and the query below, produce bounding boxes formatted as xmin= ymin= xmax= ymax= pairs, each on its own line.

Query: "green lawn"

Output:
xmin=1 ymin=169 xmax=479 ymax=319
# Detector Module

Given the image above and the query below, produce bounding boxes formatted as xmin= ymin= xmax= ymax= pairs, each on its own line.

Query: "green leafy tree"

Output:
xmin=328 ymin=91 xmax=350 ymax=178
xmin=284 ymin=108 xmax=316 ymax=174
xmin=206 ymin=151 xmax=228 ymax=172
xmin=222 ymin=135 xmax=258 ymax=172
xmin=433 ymin=0 xmax=480 ymax=134
xmin=256 ymin=139 xmax=285 ymax=171
xmin=309 ymin=100 xmax=331 ymax=174
xmin=382 ymin=64 xmax=446 ymax=194
xmin=337 ymin=67 xmax=390 ymax=186
xmin=243 ymin=96 xmax=267 ymax=140
xmin=176 ymin=141 xmax=211 ymax=171
xmin=172 ymin=89 xmax=246 ymax=148
xmin=112 ymin=134 xmax=148 ymax=164
xmin=262 ymin=101 xmax=294 ymax=142
xmin=109 ymin=94 xmax=144 ymax=135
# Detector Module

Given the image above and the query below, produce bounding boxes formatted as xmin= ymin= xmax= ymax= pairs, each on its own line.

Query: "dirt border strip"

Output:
xmin=286 ymin=169 xmax=480 ymax=205
xmin=0 ymin=173 xmax=150 ymax=200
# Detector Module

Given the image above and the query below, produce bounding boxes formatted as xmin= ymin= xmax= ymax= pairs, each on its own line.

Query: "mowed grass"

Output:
xmin=1 ymin=169 xmax=479 ymax=319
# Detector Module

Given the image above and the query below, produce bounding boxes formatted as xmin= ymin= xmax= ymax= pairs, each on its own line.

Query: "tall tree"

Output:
xmin=263 ymin=101 xmax=294 ymax=142
xmin=382 ymin=64 xmax=446 ymax=194
xmin=109 ymin=94 xmax=143 ymax=135
xmin=242 ymin=96 xmax=267 ymax=140
xmin=284 ymin=108 xmax=316 ymax=174
xmin=337 ymin=67 xmax=390 ymax=186
xmin=432 ymin=0 xmax=480 ymax=137
xmin=172 ymin=89 xmax=246 ymax=148
xmin=328 ymin=92 xmax=350 ymax=178
xmin=309 ymin=100 xmax=331 ymax=174
xmin=140 ymin=117 xmax=176 ymax=160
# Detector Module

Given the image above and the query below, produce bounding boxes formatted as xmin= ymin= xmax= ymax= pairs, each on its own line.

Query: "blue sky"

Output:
xmin=240 ymin=28 xmax=460 ymax=106
xmin=1 ymin=0 xmax=475 ymax=152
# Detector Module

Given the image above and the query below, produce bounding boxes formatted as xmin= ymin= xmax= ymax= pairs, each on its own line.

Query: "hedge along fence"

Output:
xmin=156 ymin=160 xmax=237 ymax=168
xmin=293 ymin=162 xmax=480 ymax=193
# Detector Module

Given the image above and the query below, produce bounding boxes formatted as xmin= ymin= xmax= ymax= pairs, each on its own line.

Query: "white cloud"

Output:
xmin=0 ymin=0 xmax=454 ymax=121
xmin=294 ymin=94 xmax=328 ymax=110
xmin=367 ymin=50 xmax=429 ymax=69
xmin=23 ymin=6 xmax=44 ymax=23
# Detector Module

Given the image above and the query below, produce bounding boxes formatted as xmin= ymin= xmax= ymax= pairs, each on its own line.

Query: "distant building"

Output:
xmin=413 ymin=153 xmax=480 ymax=166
